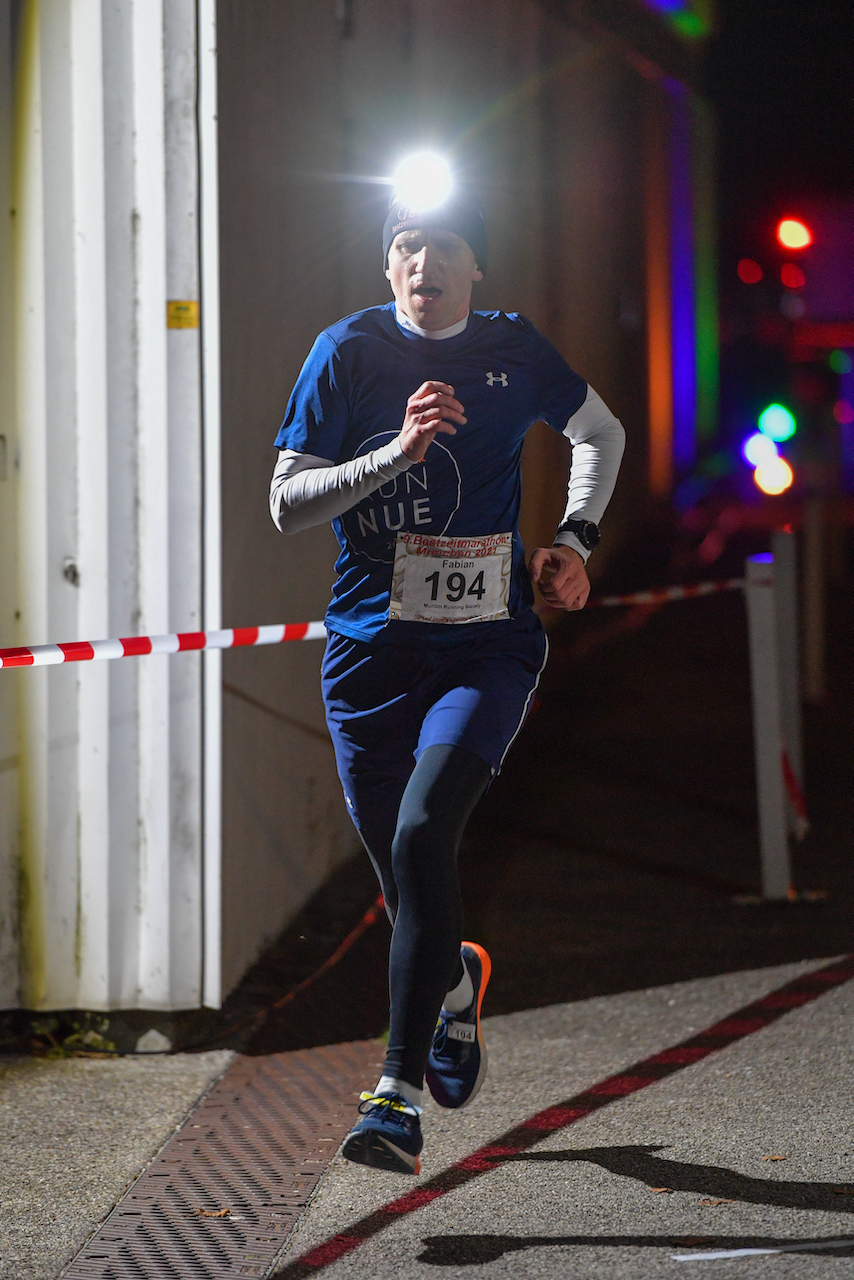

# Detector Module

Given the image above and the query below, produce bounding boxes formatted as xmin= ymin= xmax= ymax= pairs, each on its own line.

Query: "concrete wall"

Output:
xmin=215 ymin=0 xmax=669 ymax=994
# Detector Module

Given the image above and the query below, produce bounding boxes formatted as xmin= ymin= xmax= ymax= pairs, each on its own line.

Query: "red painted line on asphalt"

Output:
xmin=277 ymin=954 xmax=854 ymax=1278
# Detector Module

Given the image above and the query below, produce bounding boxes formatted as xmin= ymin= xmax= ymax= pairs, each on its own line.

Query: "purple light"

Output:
xmin=841 ymin=349 xmax=854 ymax=493
xmin=666 ymin=81 xmax=697 ymax=472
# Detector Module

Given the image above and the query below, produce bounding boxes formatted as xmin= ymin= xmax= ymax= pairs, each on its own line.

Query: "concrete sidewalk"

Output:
xmin=275 ymin=959 xmax=854 ymax=1279
xmin=0 ymin=957 xmax=850 ymax=1279
xmin=0 ymin=1048 xmax=233 ymax=1280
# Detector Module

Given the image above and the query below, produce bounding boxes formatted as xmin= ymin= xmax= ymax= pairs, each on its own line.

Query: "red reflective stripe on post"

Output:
xmin=0 ymin=648 xmax=35 ymax=667
xmin=120 ymin=636 xmax=153 ymax=656
xmin=58 ymin=641 xmax=95 ymax=662
xmin=781 ymin=750 xmax=808 ymax=819
xmin=177 ymin=631 xmax=207 ymax=651
xmin=231 ymin=627 xmax=259 ymax=647
xmin=283 ymin=623 xmax=309 ymax=641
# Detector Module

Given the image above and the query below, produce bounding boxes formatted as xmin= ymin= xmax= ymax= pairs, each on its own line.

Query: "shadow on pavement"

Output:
xmin=416 ymin=1233 xmax=854 ymax=1266
xmin=501 ymin=1145 xmax=854 ymax=1212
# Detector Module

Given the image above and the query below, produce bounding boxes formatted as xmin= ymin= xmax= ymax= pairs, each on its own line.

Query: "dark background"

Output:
xmin=706 ymin=0 xmax=854 ymax=244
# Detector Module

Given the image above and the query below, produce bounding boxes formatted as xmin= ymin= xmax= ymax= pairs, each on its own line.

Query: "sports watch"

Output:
xmin=555 ymin=518 xmax=601 ymax=552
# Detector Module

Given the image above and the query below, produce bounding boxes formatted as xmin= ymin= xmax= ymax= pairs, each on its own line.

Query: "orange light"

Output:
xmin=780 ymin=263 xmax=806 ymax=289
xmin=737 ymin=258 xmax=763 ymax=284
xmin=777 ymin=218 xmax=812 ymax=250
xmin=754 ymin=456 xmax=794 ymax=495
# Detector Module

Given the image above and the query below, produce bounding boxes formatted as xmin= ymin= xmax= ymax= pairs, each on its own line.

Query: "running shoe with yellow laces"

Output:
xmin=425 ymin=942 xmax=492 ymax=1109
xmin=341 ymin=1092 xmax=423 ymax=1174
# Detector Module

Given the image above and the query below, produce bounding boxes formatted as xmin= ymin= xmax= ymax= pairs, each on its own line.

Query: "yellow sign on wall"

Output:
xmin=167 ymin=300 xmax=199 ymax=329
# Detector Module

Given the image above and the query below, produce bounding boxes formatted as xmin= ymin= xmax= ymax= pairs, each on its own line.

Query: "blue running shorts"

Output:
xmin=321 ymin=611 xmax=548 ymax=835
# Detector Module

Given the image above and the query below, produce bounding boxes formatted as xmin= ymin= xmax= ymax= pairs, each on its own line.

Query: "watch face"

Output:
xmin=558 ymin=518 xmax=600 ymax=549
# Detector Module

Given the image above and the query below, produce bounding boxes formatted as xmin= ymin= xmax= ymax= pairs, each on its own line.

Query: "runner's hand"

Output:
xmin=399 ymin=381 xmax=466 ymax=463
xmin=529 ymin=544 xmax=590 ymax=610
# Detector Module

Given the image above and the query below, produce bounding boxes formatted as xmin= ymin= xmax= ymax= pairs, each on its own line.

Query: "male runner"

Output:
xmin=269 ymin=188 xmax=624 ymax=1175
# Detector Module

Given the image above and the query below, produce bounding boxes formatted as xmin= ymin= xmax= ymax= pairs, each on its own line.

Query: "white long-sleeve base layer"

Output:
xmin=269 ymin=385 xmax=625 ymax=563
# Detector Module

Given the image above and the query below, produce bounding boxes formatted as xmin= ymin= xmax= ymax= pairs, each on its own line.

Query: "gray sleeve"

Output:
xmin=554 ymin=386 xmax=626 ymax=562
xmin=269 ymin=439 xmax=413 ymax=534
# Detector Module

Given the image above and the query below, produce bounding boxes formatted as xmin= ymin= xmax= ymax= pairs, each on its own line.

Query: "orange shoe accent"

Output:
xmin=460 ymin=940 xmax=491 ymax=1021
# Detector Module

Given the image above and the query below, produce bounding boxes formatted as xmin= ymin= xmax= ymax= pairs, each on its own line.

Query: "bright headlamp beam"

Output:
xmin=391 ymin=152 xmax=453 ymax=212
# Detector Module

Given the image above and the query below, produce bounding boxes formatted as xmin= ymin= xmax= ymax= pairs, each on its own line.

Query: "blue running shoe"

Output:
xmin=341 ymin=1092 xmax=423 ymax=1175
xmin=425 ymin=942 xmax=492 ymax=1109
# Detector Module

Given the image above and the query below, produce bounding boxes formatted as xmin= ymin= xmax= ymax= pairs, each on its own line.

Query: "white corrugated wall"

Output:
xmin=0 ymin=0 xmax=221 ymax=1011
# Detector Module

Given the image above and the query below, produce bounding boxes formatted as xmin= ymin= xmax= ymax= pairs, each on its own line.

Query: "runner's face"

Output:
xmin=386 ymin=228 xmax=483 ymax=331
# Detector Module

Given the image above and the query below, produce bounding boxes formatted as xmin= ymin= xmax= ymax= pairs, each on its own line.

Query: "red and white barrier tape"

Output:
xmin=0 ymin=622 xmax=326 ymax=669
xmin=0 ymin=579 xmax=748 ymax=670
xmin=587 ymin=578 xmax=744 ymax=609
xmin=0 ymin=578 xmax=809 ymax=838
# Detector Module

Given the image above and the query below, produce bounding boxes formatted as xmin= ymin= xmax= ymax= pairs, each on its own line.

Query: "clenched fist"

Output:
xmin=529 ymin=544 xmax=590 ymax=611
xmin=398 ymin=381 xmax=467 ymax=463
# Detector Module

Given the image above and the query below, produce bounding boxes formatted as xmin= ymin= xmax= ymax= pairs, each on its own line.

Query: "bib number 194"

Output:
xmin=424 ymin=568 xmax=486 ymax=603
xmin=389 ymin=531 xmax=512 ymax=625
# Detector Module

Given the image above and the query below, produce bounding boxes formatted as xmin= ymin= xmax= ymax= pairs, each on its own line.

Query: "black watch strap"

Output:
xmin=556 ymin=518 xmax=601 ymax=552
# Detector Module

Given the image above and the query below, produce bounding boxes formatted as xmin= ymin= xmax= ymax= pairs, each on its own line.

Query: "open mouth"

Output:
xmin=413 ymin=285 xmax=442 ymax=299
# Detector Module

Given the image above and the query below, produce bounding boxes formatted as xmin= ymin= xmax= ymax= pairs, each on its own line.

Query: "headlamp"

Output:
xmin=390 ymin=152 xmax=453 ymax=212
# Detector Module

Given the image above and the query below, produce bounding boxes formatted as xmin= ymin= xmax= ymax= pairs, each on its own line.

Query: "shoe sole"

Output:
xmin=341 ymin=1129 xmax=421 ymax=1175
xmin=455 ymin=940 xmax=491 ymax=1110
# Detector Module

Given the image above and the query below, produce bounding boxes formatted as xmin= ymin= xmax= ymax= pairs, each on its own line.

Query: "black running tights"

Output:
xmin=357 ymin=743 xmax=492 ymax=1091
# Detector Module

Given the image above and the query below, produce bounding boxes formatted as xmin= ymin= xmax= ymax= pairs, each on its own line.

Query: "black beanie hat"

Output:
xmin=382 ymin=193 xmax=487 ymax=273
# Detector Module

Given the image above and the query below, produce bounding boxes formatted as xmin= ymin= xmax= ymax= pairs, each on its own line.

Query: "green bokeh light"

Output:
xmin=671 ymin=11 xmax=707 ymax=35
xmin=829 ymin=349 xmax=853 ymax=375
xmin=758 ymin=404 xmax=797 ymax=442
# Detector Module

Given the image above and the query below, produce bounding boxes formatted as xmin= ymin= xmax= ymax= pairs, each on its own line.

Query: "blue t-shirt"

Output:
xmin=274 ymin=303 xmax=587 ymax=642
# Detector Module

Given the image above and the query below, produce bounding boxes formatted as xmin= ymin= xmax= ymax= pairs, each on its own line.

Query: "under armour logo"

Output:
xmin=486 ymin=371 xmax=508 ymax=387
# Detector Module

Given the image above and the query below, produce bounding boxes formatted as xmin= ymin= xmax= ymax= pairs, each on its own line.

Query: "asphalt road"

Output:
xmin=275 ymin=960 xmax=854 ymax=1279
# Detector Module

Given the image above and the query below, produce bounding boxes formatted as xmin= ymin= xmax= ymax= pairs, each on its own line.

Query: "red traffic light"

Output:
xmin=737 ymin=258 xmax=763 ymax=284
xmin=777 ymin=218 xmax=812 ymax=250
xmin=780 ymin=263 xmax=806 ymax=289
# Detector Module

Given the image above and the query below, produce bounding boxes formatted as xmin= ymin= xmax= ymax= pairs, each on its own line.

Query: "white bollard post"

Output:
xmin=744 ymin=554 xmax=791 ymax=900
xmin=771 ymin=528 xmax=804 ymax=837
xmin=802 ymin=495 xmax=826 ymax=703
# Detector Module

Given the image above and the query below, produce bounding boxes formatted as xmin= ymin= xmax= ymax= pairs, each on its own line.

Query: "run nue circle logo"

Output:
xmin=339 ymin=431 xmax=462 ymax=562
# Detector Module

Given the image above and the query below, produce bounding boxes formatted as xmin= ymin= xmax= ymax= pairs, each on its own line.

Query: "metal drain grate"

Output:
xmin=61 ymin=1040 xmax=384 ymax=1280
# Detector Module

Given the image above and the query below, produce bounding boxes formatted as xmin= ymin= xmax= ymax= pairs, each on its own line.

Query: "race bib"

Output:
xmin=388 ymin=532 xmax=512 ymax=625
